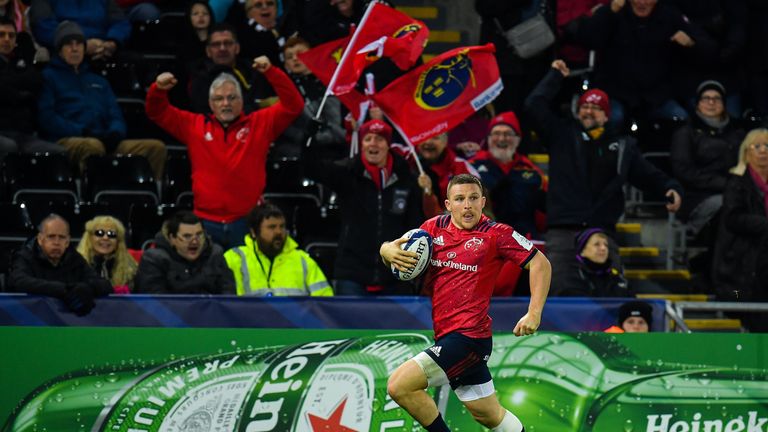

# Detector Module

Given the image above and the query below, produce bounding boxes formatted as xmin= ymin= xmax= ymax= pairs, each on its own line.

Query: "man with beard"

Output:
xmin=470 ymin=112 xmax=547 ymax=240
xmin=134 ymin=211 xmax=235 ymax=294
xmin=223 ymin=203 xmax=333 ymax=296
xmin=524 ymin=59 xmax=683 ymax=295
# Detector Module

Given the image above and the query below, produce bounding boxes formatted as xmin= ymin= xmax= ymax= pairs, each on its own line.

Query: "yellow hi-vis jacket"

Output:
xmin=224 ymin=234 xmax=333 ymax=296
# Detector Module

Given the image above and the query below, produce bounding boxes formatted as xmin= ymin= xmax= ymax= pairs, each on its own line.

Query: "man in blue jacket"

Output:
xmin=30 ymin=0 xmax=130 ymax=61
xmin=37 ymin=21 xmax=166 ymax=177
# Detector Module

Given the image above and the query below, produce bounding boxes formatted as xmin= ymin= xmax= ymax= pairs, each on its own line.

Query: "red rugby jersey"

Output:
xmin=421 ymin=214 xmax=537 ymax=339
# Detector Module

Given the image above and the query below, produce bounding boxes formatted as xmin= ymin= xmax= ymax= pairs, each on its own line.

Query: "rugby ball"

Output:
xmin=391 ymin=229 xmax=433 ymax=281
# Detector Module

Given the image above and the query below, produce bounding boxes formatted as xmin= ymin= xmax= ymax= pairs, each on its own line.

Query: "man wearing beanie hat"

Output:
xmin=617 ymin=300 xmax=653 ymax=333
xmin=670 ymin=80 xmax=744 ymax=243
xmin=38 ymin=21 xmax=167 ymax=178
xmin=470 ymin=111 xmax=547 ymax=240
xmin=525 ymin=59 xmax=683 ymax=295
xmin=304 ymin=118 xmax=425 ymax=296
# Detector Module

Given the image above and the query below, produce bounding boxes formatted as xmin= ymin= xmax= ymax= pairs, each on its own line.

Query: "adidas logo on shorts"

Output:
xmin=429 ymin=346 xmax=442 ymax=357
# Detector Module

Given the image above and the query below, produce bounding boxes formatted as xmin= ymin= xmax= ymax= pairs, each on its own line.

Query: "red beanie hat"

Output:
xmin=578 ymin=89 xmax=611 ymax=118
xmin=359 ymin=119 xmax=392 ymax=144
xmin=487 ymin=111 xmax=521 ymax=136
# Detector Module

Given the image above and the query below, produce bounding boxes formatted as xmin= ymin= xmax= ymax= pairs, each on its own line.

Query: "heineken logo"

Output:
xmin=646 ymin=411 xmax=768 ymax=432
xmin=241 ymin=339 xmax=352 ymax=431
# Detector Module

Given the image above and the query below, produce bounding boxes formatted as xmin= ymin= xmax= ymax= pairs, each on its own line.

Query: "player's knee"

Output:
xmin=465 ymin=402 xmax=503 ymax=428
xmin=386 ymin=371 xmax=405 ymax=402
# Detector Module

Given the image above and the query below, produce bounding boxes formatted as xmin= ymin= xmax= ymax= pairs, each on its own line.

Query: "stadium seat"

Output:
xmin=83 ymin=155 xmax=158 ymax=199
xmin=0 ymin=202 xmax=36 ymax=292
xmin=82 ymin=155 xmax=159 ymax=223
xmin=0 ymin=203 xmax=35 ymax=238
xmin=262 ymin=193 xmax=323 ymax=245
xmin=305 ymin=241 xmax=337 ymax=282
xmin=117 ymin=97 xmax=176 ymax=142
xmin=265 ymin=157 xmax=319 ymax=195
xmin=163 ymin=153 xmax=192 ymax=205
xmin=2 ymin=153 xmax=78 ymax=205
xmin=128 ymin=13 xmax=185 ymax=55
xmin=95 ymin=61 xmax=142 ymax=97
xmin=127 ymin=203 xmax=165 ymax=249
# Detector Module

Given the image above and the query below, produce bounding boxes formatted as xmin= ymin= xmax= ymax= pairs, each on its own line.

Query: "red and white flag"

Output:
xmin=298 ymin=36 xmax=368 ymax=119
xmin=330 ymin=1 xmax=428 ymax=95
xmin=372 ymin=44 xmax=503 ymax=145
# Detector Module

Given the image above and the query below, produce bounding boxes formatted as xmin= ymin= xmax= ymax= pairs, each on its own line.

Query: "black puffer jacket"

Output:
xmin=559 ymin=259 xmax=630 ymax=297
xmin=306 ymin=153 xmax=425 ymax=286
xmin=711 ymin=172 xmax=768 ymax=302
xmin=0 ymin=36 xmax=43 ymax=134
xmin=9 ymin=239 xmax=112 ymax=298
xmin=134 ymin=233 xmax=236 ymax=295
xmin=670 ymin=115 xmax=744 ymax=219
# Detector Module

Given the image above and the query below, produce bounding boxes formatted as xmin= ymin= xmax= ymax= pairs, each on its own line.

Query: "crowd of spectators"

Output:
xmin=1 ymin=0 xmax=768 ymax=330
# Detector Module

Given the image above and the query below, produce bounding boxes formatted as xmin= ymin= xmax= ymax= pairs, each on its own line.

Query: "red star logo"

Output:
xmin=307 ymin=397 xmax=359 ymax=432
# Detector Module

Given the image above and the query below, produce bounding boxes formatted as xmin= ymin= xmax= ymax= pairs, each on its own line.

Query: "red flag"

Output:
xmin=298 ymin=36 xmax=368 ymax=119
xmin=331 ymin=2 xmax=428 ymax=95
xmin=372 ymin=44 xmax=503 ymax=145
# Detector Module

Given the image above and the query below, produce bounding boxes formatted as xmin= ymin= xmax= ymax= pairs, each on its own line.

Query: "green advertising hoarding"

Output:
xmin=1 ymin=327 xmax=767 ymax=431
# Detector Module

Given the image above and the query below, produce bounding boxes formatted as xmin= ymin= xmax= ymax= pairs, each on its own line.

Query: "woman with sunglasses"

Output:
xmin=76 ymin=216 xmax=138 ymax=294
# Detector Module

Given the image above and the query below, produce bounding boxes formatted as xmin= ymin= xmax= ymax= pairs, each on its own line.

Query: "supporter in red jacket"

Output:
xmin=146 ymin=55 xmax=303 ymax=249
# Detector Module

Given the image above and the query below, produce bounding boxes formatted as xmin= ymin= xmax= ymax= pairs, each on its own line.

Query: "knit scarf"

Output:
xmin=748 ymin=165 xmax=768 ymax=216
xmin=696 ymin=111 xmax=729 ymax=132
xmin=361 ymin=152 xmax=393 ymax=190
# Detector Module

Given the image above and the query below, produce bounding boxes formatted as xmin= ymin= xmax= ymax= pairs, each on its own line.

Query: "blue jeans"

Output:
xmin=201 ymin=217 xmax=249 ymax=250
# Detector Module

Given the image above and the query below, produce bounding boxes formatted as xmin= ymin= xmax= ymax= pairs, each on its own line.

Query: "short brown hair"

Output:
xmin=283 ymin=35 xmax=310 ymax=53
xmin=446 ymin=174 xmax=484 ymax=198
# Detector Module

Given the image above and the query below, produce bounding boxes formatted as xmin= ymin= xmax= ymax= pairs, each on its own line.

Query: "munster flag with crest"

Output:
xmin=298 ymin=36 xmax=368 ymax=119
xmin=330 ymin=1 xmax=428 ymax=95
xmin=371 ymin=44 xmax=503 ymax=145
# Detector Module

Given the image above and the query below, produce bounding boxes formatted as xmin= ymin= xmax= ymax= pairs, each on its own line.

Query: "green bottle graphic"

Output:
xmin=4 ymin=332 xmax=768 ymax=432
xmin=3 ymin=333 xmax=438 ymax=432
xmin=480 ymin=333 xmax=768 ymax=432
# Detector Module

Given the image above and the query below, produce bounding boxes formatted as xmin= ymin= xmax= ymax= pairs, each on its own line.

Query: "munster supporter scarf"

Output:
xmin=748 ymin=165 xmax=768 ymax=216
xmin=361 ymin=152 xmax=394 ymax=190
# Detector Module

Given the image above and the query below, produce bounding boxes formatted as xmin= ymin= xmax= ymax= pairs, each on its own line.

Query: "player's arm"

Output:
xmin=380 ymin=238 xmax=418 ymax=272
xmin=513 ymin=251 xmax=551 ymax=336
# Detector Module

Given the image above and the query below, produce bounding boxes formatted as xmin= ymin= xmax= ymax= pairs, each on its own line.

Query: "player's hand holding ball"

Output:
xmin=388 ymin=229 xmax=433 ymax=281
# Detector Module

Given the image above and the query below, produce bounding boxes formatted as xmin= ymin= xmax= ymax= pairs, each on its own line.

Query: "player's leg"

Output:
xmin=387 ymin=354 xmax=450 ymax=431
xmin=460 ymin=388 xmax=524 ymax=432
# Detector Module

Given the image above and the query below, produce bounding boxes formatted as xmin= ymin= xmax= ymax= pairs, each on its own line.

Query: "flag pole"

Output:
xmin=384 ymin=111 xmax=425 ymax=176
xmin=306 ymin=2 xmax=379 ymax=148
xmin=312 ymin=0 xmax=378 ymax=123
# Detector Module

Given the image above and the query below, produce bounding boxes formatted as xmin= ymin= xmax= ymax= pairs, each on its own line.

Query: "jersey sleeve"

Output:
xmin=494 ymin=223 xmax=538 ymax=268
xmin=419 ymin=215 xmax=440 ymax=237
